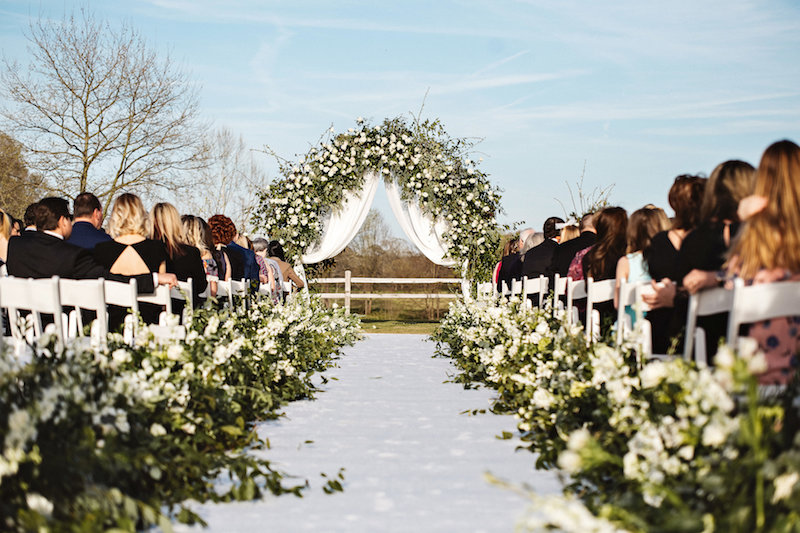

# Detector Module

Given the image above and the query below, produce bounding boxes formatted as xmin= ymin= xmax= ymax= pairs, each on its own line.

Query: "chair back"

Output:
xmin=103 ymin=279 xmax=139 ymax=343
xmin=0 ymin=276 xmax=64 ymax=345
xmin=565 ymin=278 xmax=586 ymax=325
xmin=586 ymin=277 xmax=616 ymax=342
xmin=727 ymin=278 xmax=800 ymax=348
xmin=59 ymin=278 xmax=108 ymax=340
xmin=170 ymin=278 xmax=193 ymax=322
xmin=684 ymin=286 xmax=733 ymax=367
xmin=231 ymin=279 xmax=248 ymax=308
xmin=551 ymin=274 xmax=568 ymax=317
xmin=521 ymin=275 xmax=549 ymax=311
xmin=216 ymin=280 xmax=234 ymax=307
xmin=137 ymin=285 xmax=173 ymax=325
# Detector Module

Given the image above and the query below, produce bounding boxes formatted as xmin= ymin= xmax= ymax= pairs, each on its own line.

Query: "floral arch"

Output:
xmin=252 ymin=117 xmax=503 ymax=281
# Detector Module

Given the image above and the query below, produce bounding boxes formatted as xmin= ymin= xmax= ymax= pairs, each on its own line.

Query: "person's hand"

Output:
xmin=683 ymin=269 xmax=717 ymax=294
xmin=157 ymin=273 xmax=178 ymax=288
xmin=641 ymin=278 xmax=676 ymax=309
xmin=753 ymin=267 xmax=790 ymax=285
xmin=737 ymin=195 xmax=768 ymax=221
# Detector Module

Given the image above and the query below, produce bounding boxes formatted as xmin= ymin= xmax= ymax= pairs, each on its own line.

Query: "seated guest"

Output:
xmin=252 ymin=237 xmax=281 ymax=302
xmin=0 ymin=208 xmax=12 ymax=275
xmin=268 ymin=240 xmax=304 ymax=290
xmin=5 ymin=197 xmax=173 ymax=293
xmin=496 ymin=228 xmax=532 ymax=293
xmin=151 ymin=202 xmax=208 ymax=310
xmin=93 ymin=193 xmax=169 ymax=325
xmin=521 ymin=216 xmax=564 ymax=279
xmin=493 ymin=236 xmax=520 ymax=287
xmin=23 ymin=202 xmax=38 ymax=231
xmin=10 ymin=217 xmax=22 ymax=237
xmin=559 ymin=224 xmax=580 ymax=243
xmin=182 ymin=215 xmax=225 ymax=297
xmin=66 ymin=192 xmax=112 ymax=249
xmin=641 ymin=175 xmax=707 ymax=353
xmin=614 ymin=206 xmax=670 ymax=328
xmin=679 ymin=160 xmax=756 ymax=360
xmin=726 ymin=140 xmax=800 ymax=384
xmin=208 ymin=215 xmax=245 ymax=280
xmin=547 ymin=212 xmax=596 ymax=281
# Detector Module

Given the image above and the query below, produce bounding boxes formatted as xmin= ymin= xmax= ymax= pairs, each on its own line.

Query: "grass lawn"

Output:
xmin=358 ymin=318 xmax=439 ymax=335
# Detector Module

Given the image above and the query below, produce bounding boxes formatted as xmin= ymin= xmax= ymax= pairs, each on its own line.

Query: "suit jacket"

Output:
xmin=6 ymin=231 xmax=155 ymax=293
xmin=521 ymin=239 xmax=558 ymax=279
xmin=227 ymin=241 xmax=260 ymax=281
xmin=66 ymin=221 xmax=112 ymax=249
xmin=547 ymin=231 xmax=597 ymax=279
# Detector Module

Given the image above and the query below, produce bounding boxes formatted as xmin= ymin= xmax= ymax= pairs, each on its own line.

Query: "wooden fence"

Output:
xmin=309 ymin=270 xmax=463 ymax=314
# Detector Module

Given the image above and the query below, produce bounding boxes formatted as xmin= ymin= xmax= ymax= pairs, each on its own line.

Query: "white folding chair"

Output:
xmin=58 ymin=278 xmax=108 ymax=342
xmin=104 ymin=279 xmax=139 ymax=344
xmin=566 ymin=278 xmax=586 ymax=325
xmin=170 ymin=278 xmax=193 ymax=323
xmin=216 ymin=279 xmax=234 ymax=308
xmin=586 ymin=278 xmax=616 ymax=342
xmin=521 ymin=275 xmax=549 ymax=311
xmin=137 ymin=285 xmax=173 ymax=326
xmin=230 ymin=279 xmax=248 ymax=309
xmin=615 ymin=280 xmax=653 ymax=347
xmin=727 ymin=278 xmax=800 ymax=349
xmin=551 ymin=274 xmax=569 ymax=318
xmin=0 ymin=276 xmax=65 ymax=347
xmin=684 ymin=286 xmax=733 ymax=367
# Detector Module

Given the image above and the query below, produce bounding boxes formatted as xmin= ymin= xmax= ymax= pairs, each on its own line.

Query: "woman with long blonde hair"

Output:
xmin=93 ymin=193 xmax=168 ymax=324
xmin=151 ymin=202 xmax=208 ymax=307
xmin=0 ymin=208 xmax=14 ymax=275
xmin=182 ymin=215 xmax=221 ymax=296
xmin=728 ymin=140 xmax=800 ymax=384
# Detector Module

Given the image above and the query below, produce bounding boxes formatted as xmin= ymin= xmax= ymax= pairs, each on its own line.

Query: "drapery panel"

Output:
xmin=300 ymin=171 xmax=380 ymax=264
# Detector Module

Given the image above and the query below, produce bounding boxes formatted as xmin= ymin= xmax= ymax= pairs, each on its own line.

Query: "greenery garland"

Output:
xmin=253 ymin=116 xmax=504 ymax=280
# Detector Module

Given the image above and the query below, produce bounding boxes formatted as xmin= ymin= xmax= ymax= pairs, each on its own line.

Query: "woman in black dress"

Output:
xmin=151 ymin=203 xmax=208 ymax=312
xmin=642 ymin=175 xmax=706 ymax=354
xmin=93 ymin=193 xmax=168 ymax=326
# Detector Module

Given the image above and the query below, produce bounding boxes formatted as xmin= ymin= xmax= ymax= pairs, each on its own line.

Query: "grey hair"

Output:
xmin=252 ymin=237 xmax=269 ymax=252
xmin=520 ymin=232 xmax=544 ymax=254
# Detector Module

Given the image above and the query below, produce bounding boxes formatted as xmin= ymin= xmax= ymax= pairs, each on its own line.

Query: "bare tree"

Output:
xmin=0 ymin=10 xmax=208 ymax=214
xmin=0 ymin=131 xmax=45 ymax=217
xmin=181 ymin=127 xmax=269 ymax=234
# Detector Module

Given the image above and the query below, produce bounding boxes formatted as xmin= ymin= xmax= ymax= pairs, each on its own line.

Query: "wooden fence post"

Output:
xmin=344 ymin=270 xmax=351 ymax=315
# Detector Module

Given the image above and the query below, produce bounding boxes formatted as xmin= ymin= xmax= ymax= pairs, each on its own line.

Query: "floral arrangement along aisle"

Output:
xmin=0 ymin=293 xmax=361 ymax=531
xmin=252 ymin=116 xmax=504 ymax=280
xmin=433 ymin=297 xmax=800 ymax=532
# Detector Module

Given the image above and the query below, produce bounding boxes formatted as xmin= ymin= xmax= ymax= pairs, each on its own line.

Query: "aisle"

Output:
xmin=174 ymin=334 xmax=561 ymax=532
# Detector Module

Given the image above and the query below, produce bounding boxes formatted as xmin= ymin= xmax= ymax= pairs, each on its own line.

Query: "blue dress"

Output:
xmin=625 ymin=252 xmax=651 ymax=326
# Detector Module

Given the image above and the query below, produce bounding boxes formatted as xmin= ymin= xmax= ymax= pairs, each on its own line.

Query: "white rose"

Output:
xmin=150 ymin=423 xmax=167 ymax=437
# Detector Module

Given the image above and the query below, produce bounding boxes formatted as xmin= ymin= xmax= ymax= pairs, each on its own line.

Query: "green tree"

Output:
xmin=0 ymin=131 xmax=44 ymax=217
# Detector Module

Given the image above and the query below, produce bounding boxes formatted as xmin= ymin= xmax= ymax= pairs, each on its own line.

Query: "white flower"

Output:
xmin=772 ymin=471 xmax=799 ymax=502
xmin=557 ymin=450 xmax=582 ymax=474
xmin=150 ymin=423 xmax=167 ymax=437
xmin=26 ymin=493 xmax=53 ymax=517
xmin=181 ymin=422 xmax=196 ymax=435
xmin=747 ymin=352 xmax=768 ymax=375
xmin=567 ymin=427 xmax=591 ymax=451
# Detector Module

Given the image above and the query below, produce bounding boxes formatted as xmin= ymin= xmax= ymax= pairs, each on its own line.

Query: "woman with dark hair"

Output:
xmin=268 ymin=240 xmax=305 ymax=290
xmin=642 ymin=174 xmax=707 ymax=353
xmin=576 ymin=207 xmax=628 ymax=334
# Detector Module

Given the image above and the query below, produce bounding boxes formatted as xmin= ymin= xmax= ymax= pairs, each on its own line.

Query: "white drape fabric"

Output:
xmin=384 ymin=180 xmax=456 ymax=267
xmin=300 ymin=171 xmax=380 ymax=264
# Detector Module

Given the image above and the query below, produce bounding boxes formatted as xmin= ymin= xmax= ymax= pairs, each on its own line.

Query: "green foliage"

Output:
xmin=0 ymin=293 xmax=361 ymax=531
xmin=253 ymin=116 xmax=505 ymax=280
xmin=433 ymin=296 xmax=800 ymax=532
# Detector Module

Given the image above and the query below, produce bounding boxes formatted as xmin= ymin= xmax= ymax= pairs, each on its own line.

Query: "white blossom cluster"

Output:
xmin=255 ymin=118 xmax=502 ymax=278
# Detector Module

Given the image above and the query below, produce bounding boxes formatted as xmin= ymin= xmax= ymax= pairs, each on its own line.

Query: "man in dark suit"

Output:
xmin=66 ymin=192 xmax=112 ymax=249
xmin=521 ymin=216 xmax=564 ymax=279
xmin=6 ymin=197 xmax=176 ymax=292
xmin=546 ymin=212 xmax=597 ymax=280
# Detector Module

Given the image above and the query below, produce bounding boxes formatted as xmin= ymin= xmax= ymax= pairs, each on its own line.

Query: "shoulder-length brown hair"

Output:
xmin=730 ymin=140 xmax=800 ymax=278
xmin=627 ymin=206 xmax=670 ymax=253
xmin=700 ymin=160 xmax=755 ymax=223
xmin=668 ymin=175 xmax=706 ymax=230
xmin=585 ymin=206 xmax=628 ymax=280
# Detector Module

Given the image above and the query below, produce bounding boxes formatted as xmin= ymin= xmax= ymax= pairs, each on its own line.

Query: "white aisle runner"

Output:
xmin=174 ymin=334 xmax=561 ymax=532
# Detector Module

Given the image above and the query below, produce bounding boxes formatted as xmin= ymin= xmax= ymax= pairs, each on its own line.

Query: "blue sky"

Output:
xmin=2 ymin=0 xmax=799 ymax=236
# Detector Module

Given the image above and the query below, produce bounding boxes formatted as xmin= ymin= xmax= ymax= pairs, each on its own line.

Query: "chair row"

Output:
xmin=0 ymin=275 xmax=256 ymax=347
xmin=479 ymin=275 xmax=800 ymax=366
